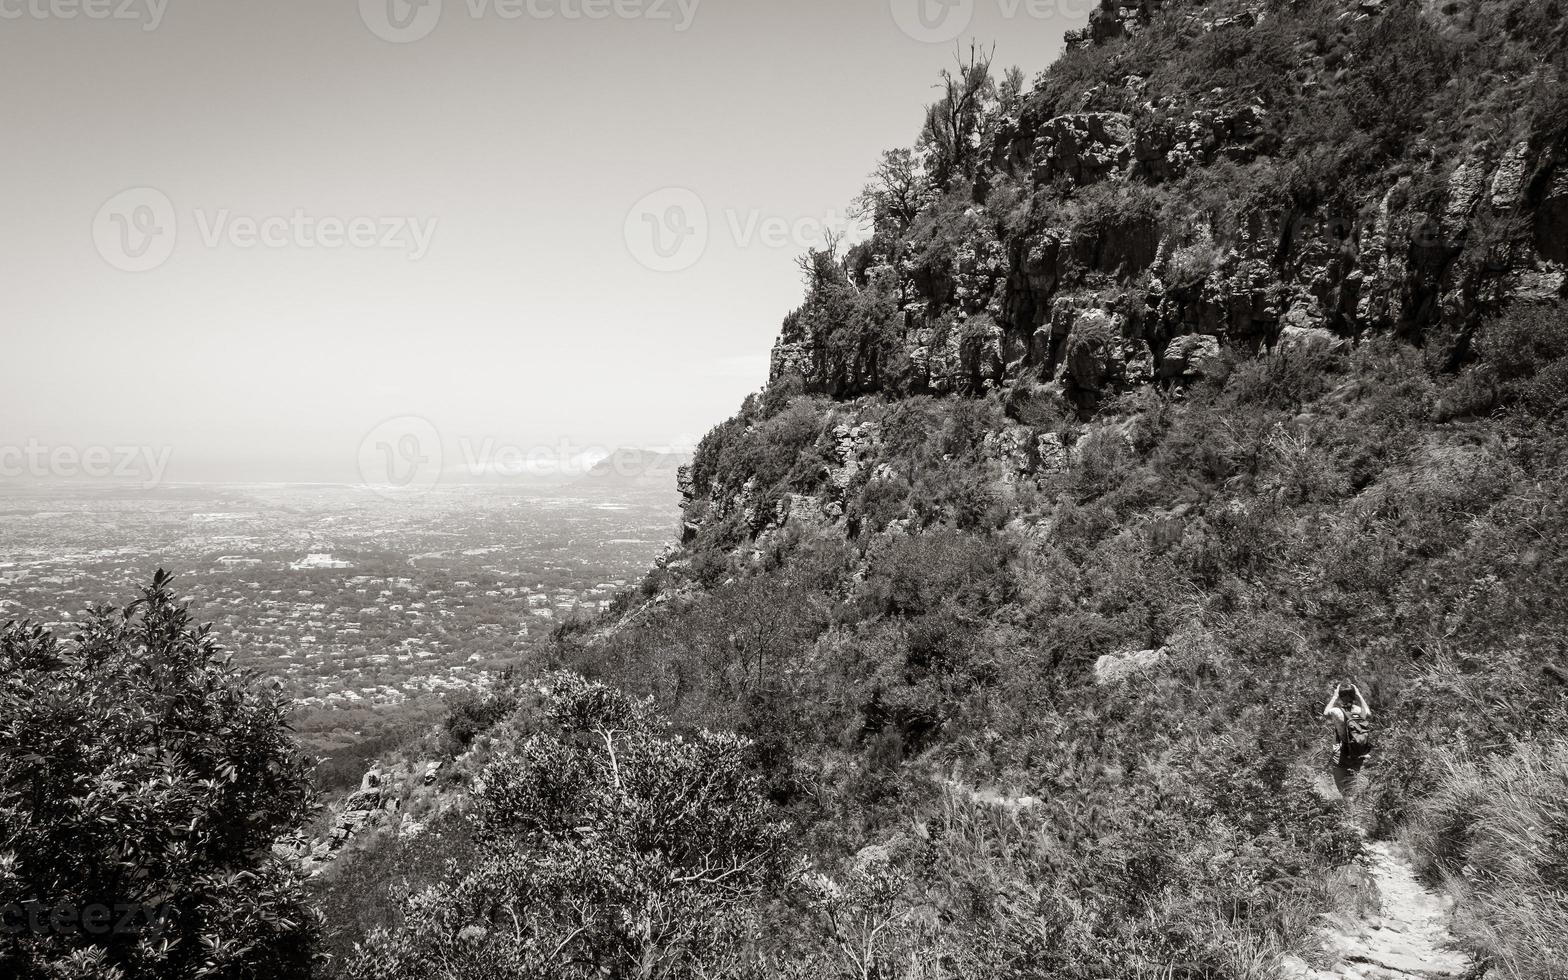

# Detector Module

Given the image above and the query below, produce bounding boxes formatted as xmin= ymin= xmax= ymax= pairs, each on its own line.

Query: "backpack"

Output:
xmin=1342 ymin=710 xmax=1373 ymax=762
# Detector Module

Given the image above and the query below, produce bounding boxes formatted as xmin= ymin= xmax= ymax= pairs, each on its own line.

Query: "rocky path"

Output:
xmin=1283 ymin=838 xmax=1473 ymax=980
xmin=948 ymin=775 xmax=1476 ymax=980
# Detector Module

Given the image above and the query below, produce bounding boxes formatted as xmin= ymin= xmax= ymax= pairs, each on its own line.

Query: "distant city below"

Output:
xmin=0 ymin=471 xmax=683 ymax=756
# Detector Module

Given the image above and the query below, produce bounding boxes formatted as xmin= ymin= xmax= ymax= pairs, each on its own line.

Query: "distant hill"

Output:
xmin=568 ymin=448 xmax=689 ymax=496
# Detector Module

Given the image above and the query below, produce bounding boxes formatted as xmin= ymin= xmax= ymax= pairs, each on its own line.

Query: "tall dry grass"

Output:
xmin=1402 ymin=741 xmax=1568 ymax=979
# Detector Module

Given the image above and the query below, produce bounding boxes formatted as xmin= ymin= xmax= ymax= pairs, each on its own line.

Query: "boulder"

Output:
xmin=1036 ymin=433 xmax=1069 ymax=474
xmin=1277 ymin=324 xmax=1349 ymax=355
xmin=828 ymin=422 xmax=879 ymax=490
xmin=1070 ymin=0 xmax=1168 ymax=48
xmin=345 ymin=787 xmax=381 ymax=811
xmin=1490 ymin=140 xmax=1530 ymax=209
xmin=1442 ymin=155 xmax=1487 ymax=241
xmin=1134 ymin=99 xmax=1270 ymax=181
xmin=1507 ymin=265 xmax=1567 ymax=303
xmin=1120 ymin=338 xmax=1156 ymax=384
xmin=1060 ymin=308 xmax=1127 ymax=391
xmin=769 ymin=339 xmax=813 ymax=388
xmin=851 ymin=834 xmax=909 ymax=872
xmin=1094 ymin=647 xmax=1169 ymax=685
xmin=982 ymin=427 xmax=1036 ymax=476
xmin=1160 ymin=334 xmax=1222 ymax=380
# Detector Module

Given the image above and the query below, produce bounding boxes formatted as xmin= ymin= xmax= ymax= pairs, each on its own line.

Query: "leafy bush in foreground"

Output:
xmin=0 ymin=571 xmax=317 ymax=980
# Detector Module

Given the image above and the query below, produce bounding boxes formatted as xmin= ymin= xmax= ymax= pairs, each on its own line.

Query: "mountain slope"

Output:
xmin=320 ymin=2 xmax=1568 ymax=977
xmin=579 ymin=1 xmax=1568 ymax=975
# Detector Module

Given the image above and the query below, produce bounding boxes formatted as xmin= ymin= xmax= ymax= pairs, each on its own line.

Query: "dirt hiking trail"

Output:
xmin=947 ymin=776 xmax=1477 ymax=979
xmin=1283 ymin=832 xmax=1473 ymax=980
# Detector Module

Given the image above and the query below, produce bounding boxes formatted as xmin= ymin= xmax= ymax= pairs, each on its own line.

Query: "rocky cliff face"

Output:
xmin=765 ymin=0 xmax=1565 ymax=409
xmin=667 ymin=0 xmax=1566 ymax=572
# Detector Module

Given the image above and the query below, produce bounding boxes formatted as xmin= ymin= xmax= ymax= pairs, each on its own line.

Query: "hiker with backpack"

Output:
xmin=1323 ymin=680 xmax=1373 ymax=798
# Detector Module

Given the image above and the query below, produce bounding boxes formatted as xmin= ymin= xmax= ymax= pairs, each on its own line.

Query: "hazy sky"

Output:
xmin=1 ymin=0 xmax=1085 ymax=484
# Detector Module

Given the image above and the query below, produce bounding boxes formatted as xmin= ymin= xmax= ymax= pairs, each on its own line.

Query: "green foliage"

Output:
xmin=11 ymin=4 xmax=1568 ymax=975
xmin=1442 ymin=301 xmax=1568 ymax=420
xmin=855 ymin=147 xmax=934 ymax=242
xmin=328 ymin=5 xmax=1568 ymax=975
xmin=0 ymin=571 xmax=317 ymax=980
xmin=310 ymin=810 xmax=479 ymax=970
xmin=584 ymin=0 xmax=1568 ymax=970
xmin=1163 ymin=238 xmax=1224 ymax=290
xmin=861 ymin=528 xmax=1013 ymax=618
xmin=1067 ymin=426 xmax=1137 ymax=503
xmin=918 ymin=43 xmax=999 ymax=191
xmin=342 ymin=674 xmax=788 ymax=980
xmin=1221 ymin=343 xmax=1343 ymax=413
xmin=1339 ymin=4 xmax=1455 ymax=158
xmin=690 ymin=395 xmax=833 ymax=511
xmin=440 ymin=689 xmax=520 ymax=754
xmin=591 ymin=298 xmax=1568 ymax=974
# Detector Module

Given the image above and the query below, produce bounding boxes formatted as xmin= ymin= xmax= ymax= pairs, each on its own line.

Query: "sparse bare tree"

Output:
xmin=919 ymin=42 xmax=996 ymax=189
xmin=854 ymin=147 xmax=930 ymax=238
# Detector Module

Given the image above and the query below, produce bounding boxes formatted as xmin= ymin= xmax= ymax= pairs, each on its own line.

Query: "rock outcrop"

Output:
xmin=764 ymin=2 xmax=1565 ymax=408
xmin=279 ymin=760 xmax=452 ymax=876
xmin=1094 ymin=647 xmax=1170 ymax=685
xmin=669 ymin=0 xmax=1568 ymax=657
xmin=1032 ymin=113 xmax=1134 ymax=186
xmin=1066 ymin=0 xmax=1172 ymax=49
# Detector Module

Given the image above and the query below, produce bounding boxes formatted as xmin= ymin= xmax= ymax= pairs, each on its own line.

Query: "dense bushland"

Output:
xmin=555 ymin=300 xmax=1568 ymax=977
xmin=338 ymin=674 xmax=790 ymax=979
xmin=25 ymin=303 xmax=1563 ymax=978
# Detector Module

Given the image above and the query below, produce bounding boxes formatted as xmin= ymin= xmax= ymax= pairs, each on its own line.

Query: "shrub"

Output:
xmin=441 ymin=688 xmax=520 ymax=753
xmin=1441 ymin=302 xmax=1568 ymax=420
xmin=310 ymin=810 xmax=479 ymax=970
xmin=859 ymin=527 xmax=1013 ymax=618
xmin=0 ymin=571 xmax=317 ymax=980
xmin=1068 ymin=426 xmax=1137 ymax=503
xmin=342 ymin=674 xmax=789 ymax=980
xmin=1223 ymin=345 xmax=1341 ymax=413
xmin=1163 ymin=239 xmax=1223 ymax=290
